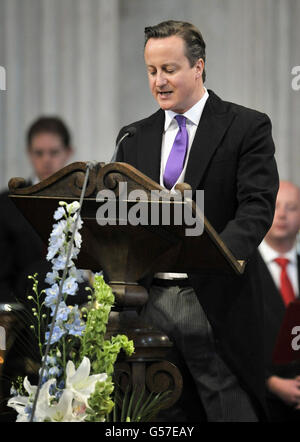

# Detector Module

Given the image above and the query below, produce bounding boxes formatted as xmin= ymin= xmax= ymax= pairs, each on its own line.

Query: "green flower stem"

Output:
xmin=79 ymin=275 xmax=135 ymax=422
xmin=28 ymin=274 xmax=45 ymax=358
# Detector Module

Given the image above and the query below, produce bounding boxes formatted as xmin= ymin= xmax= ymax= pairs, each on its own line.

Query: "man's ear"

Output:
xmin=195 ymin=58 xmax=204 ymax=79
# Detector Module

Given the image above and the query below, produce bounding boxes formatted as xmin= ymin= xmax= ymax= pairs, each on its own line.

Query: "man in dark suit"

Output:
xmin=116 ymin=20 xmax=279 ymax=421
xmin=258 ymin=180 xmax=300 ymax=421
xmin=0 ymin=116 xmax=73 ymax=303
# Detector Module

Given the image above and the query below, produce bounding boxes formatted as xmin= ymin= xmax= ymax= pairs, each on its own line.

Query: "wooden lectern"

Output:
xmin=6 ymin=161 xmax=245 ymax=414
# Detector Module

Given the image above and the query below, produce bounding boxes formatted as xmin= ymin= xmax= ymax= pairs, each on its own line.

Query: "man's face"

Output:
xmin=144 ymin=35 xmax=205 ymax=114
xmin=266 ymin=182 xmax=300 ymax=243
xmin=27 ymin=132 xmax=72 ymax=181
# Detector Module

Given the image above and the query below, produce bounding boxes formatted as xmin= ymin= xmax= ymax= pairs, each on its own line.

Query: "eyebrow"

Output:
xmin=147 ymin=63 xmax=178 ymax=69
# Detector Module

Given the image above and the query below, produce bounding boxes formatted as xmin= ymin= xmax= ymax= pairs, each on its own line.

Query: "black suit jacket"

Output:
xmin=116 ymin=90 xmax=279 ymax=419
xmin=257 ymin=251 xmax=300 ymax=377
xmin=0 ymin=186 xmax=45 ymax=303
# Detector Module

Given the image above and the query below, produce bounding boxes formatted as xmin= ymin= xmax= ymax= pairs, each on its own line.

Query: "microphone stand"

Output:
xmin=110 ymin=127 xmax=136 ymax=162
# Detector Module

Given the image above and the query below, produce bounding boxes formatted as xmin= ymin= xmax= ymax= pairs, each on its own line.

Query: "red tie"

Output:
xmin=274 ymin=257 xmax=295 ymax=306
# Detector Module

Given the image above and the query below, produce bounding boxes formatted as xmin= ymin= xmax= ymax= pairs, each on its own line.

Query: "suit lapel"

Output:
xmin=136 ymin=109 xmax=165 ymax=183
xmin=184 ymin=90 xmax=236 ymax=194
xmin=136 ymin=91 xmax=236 ymax=189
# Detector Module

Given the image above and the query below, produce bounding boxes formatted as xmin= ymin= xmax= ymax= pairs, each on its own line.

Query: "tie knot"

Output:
xmin=274 ymin=257 xmax=289 ymax=269
xmin=175 ymin=115 xmax=186 ymax=128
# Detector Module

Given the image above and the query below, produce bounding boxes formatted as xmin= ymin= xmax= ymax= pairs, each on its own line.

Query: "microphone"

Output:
xmin=110 ymin=126 xmax=137 ymax=162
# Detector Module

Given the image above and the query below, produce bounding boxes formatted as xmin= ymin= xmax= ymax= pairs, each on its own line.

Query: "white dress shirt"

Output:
xmin=159 ymin=88 xmax=209 ymax=190
xmin=258 ymin=240 xmax=299 ymax=298
xmin=31 ymin=175 xmax=40 ymax=185
xmin=155 ymin=89 xmax=209 ymax=280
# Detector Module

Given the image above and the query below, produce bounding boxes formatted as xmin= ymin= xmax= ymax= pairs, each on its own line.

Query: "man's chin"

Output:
xmin=158 ymin=101 xmax=174 ymax=110
xmin=155 ymin=95 xmax=175 ymax=110
xmin=268 ymin=231 xmax=292 ymax=242
xmin=39 ymin=173 xmax=54 ymax=181
xmin=272 ymin=227 xmax=289 ymax=237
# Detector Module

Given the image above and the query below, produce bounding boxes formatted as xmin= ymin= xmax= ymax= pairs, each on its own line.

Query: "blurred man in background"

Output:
xmin=0 ymin=116 xmax=73 ymax=303
xmin=258 ymin=180 xmax=300 ymax=421
xmin=0 ymin=117 xmax=74 ymax=420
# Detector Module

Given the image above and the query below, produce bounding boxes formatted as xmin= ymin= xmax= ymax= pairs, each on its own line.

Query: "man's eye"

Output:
xmin=32 ymin=150 xmax=43 ymax=157
xmin=287 ymin=205 xmax=298 ymax=211
xmin=50 ymin=151 xmax=60 ymax=157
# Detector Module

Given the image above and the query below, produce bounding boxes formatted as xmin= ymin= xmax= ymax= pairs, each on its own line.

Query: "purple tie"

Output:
xmin=163 ymin=115 xmax=188 ymax=190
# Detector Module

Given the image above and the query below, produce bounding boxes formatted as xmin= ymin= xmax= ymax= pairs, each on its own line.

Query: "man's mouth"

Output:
xmin=157 ymin=91 xmax=173 ymax=97
xmin=274 ymin=223 xmax=287 ymax=230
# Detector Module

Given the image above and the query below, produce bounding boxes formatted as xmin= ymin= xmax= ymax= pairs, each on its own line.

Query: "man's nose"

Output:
xmin=276 ymin=207 xmax=287 ymax=219
xmin=155 ymin=72 xmax=168 ymax=87
xmin=41 ymin=153 xmax=54 ymax=163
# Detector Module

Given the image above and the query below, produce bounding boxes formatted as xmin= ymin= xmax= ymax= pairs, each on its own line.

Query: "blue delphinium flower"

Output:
xmin=47 ymin=235 xmax=65 ymax=261
xmin=39 ymin=366 xmax=49 ymax=385
xmin=44 ymin=284 xmax=59 ymax=309
xmin=46 ymin=220 xmax=67 ymax=261
xmin=49 ymin=366 xmax=62 ymax=378
xmin=62 ymin=276 xmax=78 ymax=296
xmin=66 ymin=320 xmax=85 ymax=337
xmin=10 ymin=385 xmax=18 ymax=396
xmin=45 ymin=325 xmax=66 ymax=345
xmin=49 ymin=381 xmax=57 ymax=396
xmin=24 ymin=404 xmax=33 ymax=420
xmin=44 ymin=355 xmax=57 ymax=366
xmin=50 ymin=219 xmax=67 ymax=239
xmin=65 ymin=306 xmax=85 ymax=337
xmin=45 ymin=270 xmax=59 ymax=285
xmin=53 ymin=206 xmax=65 ymax=221
xmin=56 ymin=302 xmax=70 ymax=322
xmin=52 ymin=254 xmax=68 ymax=271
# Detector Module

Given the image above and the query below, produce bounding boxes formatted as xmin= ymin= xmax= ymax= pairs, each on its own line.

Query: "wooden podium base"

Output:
xmin=107 ymin=282 xmax=183 ymax=412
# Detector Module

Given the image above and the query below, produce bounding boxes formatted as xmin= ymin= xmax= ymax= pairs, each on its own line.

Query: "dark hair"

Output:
xmin=144 ymin=20 xmax=206 ymax=82
xmin=26 ymin=116 xmax=72 ymax=149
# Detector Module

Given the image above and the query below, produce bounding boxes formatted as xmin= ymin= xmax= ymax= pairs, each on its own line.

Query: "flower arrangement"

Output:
xmin=7 ymin=201 xmax=134 ymax=422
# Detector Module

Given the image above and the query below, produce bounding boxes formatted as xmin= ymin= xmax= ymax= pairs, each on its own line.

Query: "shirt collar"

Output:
xmin=259 ymin=239 xmax=298 ymax=264
xmin=31 ymin=175 xmax=40 ymax=185
xmin=164 ymin=88 xmax=209 ymax=131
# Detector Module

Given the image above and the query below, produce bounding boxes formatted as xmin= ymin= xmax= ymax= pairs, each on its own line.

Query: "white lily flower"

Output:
xmin=7 ymin=378 xmax=55 ymax=422
xmin=65 ymin=357 xmax=107 ymax=407
xmin=23 ymin=376 xmax=37 ymax=397
xmin=8 ymin=377 xmax=87 ymax=422
xmin=34 ymin=379 xmax=57 ymax=421
xmin=46 ymin=389 xmax=74 ymax=421
xmin=7 ymin=394 xmax=30 ymax=420
xmin=37 ymin=388 xmax=86 ymax=422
